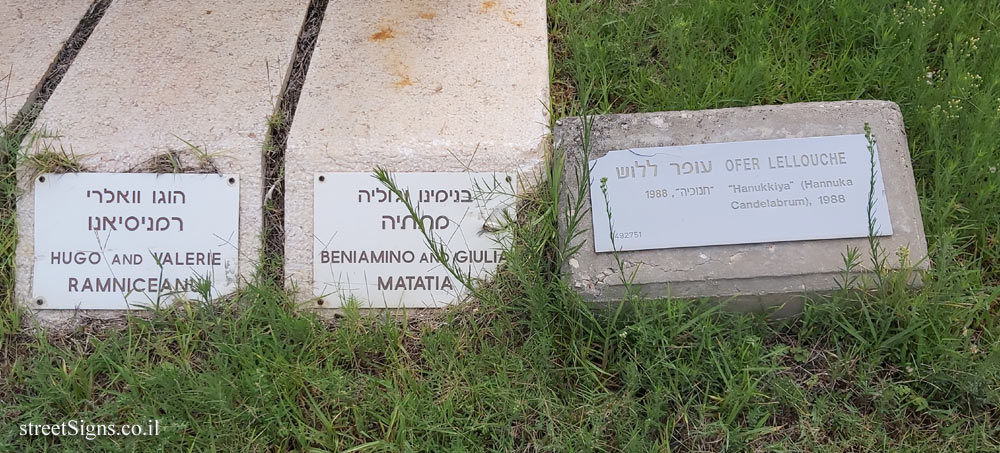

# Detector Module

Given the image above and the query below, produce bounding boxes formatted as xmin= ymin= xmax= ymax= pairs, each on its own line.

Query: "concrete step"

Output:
xmin=16 ymin=0 xmax=310 ymax=319
xmin=284 ymin=0 xmax=550 ymax=307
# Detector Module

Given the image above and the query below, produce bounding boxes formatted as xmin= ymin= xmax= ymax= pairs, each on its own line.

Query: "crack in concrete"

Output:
xmin=6 ymin=0 xmax=111 ymax=134
xmin=261 ymin=0 xmax=330 ymax=282
xmin=2 ymin=0 xmax=111 ymax=309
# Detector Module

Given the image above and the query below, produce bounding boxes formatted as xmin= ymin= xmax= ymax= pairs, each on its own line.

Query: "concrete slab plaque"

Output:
xmin=31 ymin=173 xmax=239 ymax=310
xmin=313 ymin=172 xmax=513 ymax=308
xmin=590 ymin=135 xmax=892 ymax=252
xmin=284 ymin=0 xmax=549 ymax=302
xmin=557 ymin=101 xmax=929 ymax=312
xmin=16 ymin=0 xmax=309 ymax=315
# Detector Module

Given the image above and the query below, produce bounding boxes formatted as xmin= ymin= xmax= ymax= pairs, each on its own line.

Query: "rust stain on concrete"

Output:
xmin=370 ymin=26 xmax=395 ymax=41
xmin=394 ymin=74 xmax=413 ymax=88
xmin=502 ymin=10 xmax=522 ymax=27
xmin=418 ymin=11 xmax=436 ymax=19
xmin=388 ymin=57 xmax=414 ymax=88
xmin=481 ymin=1 xmax=496 ymax=12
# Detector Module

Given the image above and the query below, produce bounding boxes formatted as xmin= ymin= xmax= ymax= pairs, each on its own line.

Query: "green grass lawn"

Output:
xmin=2 ymin=0 xmax=999 ymax=450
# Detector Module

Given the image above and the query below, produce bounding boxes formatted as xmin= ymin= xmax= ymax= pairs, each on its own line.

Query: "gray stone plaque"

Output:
xmin=557 ymin=101 xmax=929 ymax=311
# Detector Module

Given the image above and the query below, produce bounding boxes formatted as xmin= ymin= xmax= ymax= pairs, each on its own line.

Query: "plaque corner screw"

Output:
xmin=318 ymin=175 xmax=326 ymax=183
xmin=38 ymin=176 xmax=46 ymax=183
xmin=316 ymin=298 xmax=325 ymax=306
xmin=227 ymin=177 xmax=236 ymax=185
xmin=34 ymin=298 xmax=44 ymax=306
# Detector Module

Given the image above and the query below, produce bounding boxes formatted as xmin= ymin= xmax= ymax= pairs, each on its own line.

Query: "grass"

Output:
xmin=0 ymin=118 xmax=24 ymax=338
xmin=2 ymin=0 xmax=1000 ymax=450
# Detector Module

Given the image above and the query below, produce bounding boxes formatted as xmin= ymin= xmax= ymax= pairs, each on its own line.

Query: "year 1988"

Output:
xmin=819 ymin=194 xmax=847 ymax=204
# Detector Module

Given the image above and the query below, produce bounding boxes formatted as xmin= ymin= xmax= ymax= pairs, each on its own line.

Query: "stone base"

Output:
xmin=555 ymin=101 xmax=928 ymax=309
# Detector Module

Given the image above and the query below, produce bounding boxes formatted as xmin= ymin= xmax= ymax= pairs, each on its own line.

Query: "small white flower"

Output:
xmin=967 ymin=36 xmax=980 ymax=51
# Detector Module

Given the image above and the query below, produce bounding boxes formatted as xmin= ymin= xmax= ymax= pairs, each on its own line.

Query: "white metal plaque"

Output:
xmin=313 ymin=172 xmax=513 ymax=308
xmin=32 ymin=173 xmax=240 ymax=309
xmin=590 ymin=134 xmax=892 ymax=252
